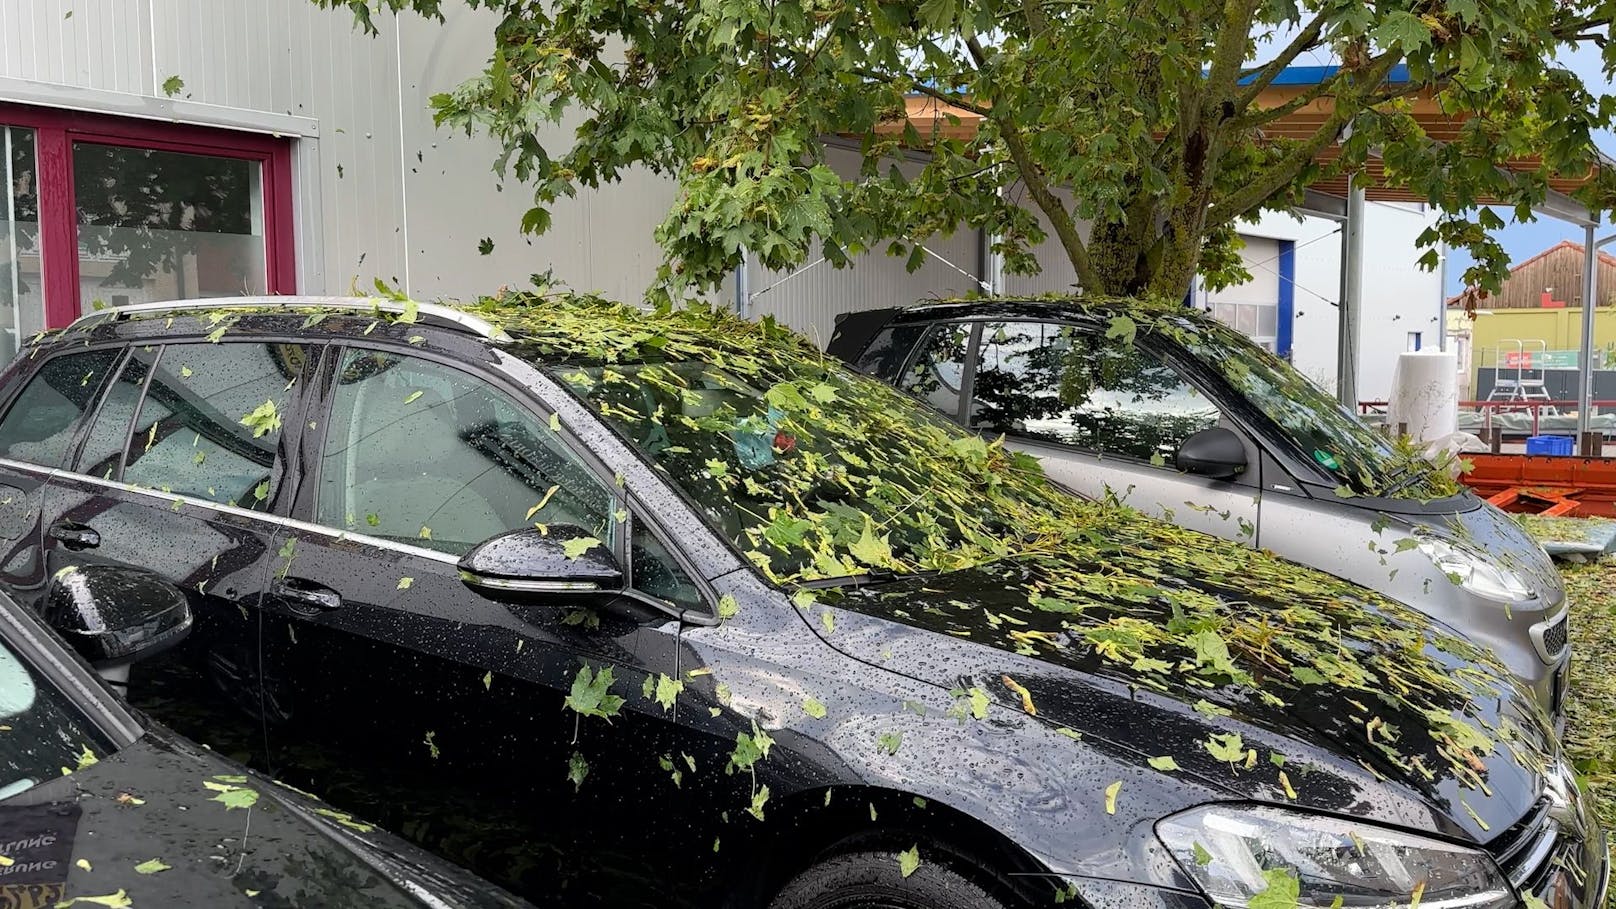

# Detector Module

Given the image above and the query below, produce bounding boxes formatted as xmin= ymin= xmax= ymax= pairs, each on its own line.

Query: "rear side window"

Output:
xmin=852 ymin=323 xmax=925 ymax=380
xmin=77 ymin=347 xmax=156 ymax=480
xmin=119 ymin=343 xmax=308 ymax=509
xmin=898 ymin=323 xmax=972 ymax=421
xmin=0 ymin=349 xmax=121 ymax=468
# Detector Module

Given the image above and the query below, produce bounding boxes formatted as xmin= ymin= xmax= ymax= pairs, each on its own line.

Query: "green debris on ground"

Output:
xmin=1562 ymin=558 xmax=1616 ymax=892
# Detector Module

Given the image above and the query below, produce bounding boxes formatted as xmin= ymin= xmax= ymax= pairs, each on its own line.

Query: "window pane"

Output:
xmin=76 ymin=348 xmax=155 ymax=480
xmin=852 ymin=323 xmax=925 ymax=380
xmin=73 ymin=144 xmax=265 ymax=315
xmin=898 ymin=323 xmax=970 ymax=419
xmin=121 ymin=344 xmax=302 ymax=508
xmin=0 ymin=348 xmax=120 ymax=468
xmin=972 ymin=321 xmax=1220 ymax=463
xmin=318 ymin=349 xmax=613 ymax=555
xmin=0 ymin=128 xmax=43 ymax=367
xmin=631 ymin=518 xmax=702 ymax=610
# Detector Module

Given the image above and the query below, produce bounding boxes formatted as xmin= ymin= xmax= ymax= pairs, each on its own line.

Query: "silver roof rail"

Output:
xmin=70 ymin=296 xmax=513 ymax=343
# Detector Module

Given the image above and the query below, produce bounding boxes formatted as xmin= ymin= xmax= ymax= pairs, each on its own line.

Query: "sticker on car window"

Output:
xmin=1313 ymin=449 xmax=1341 ymax=470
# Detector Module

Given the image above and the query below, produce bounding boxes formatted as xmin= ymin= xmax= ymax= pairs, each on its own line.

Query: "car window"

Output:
xmin=898 ymin=323 xmax=971 ymax=420
xmin=0 ymin=349 xmax=121 ymax=469
xmin=0 ymin=635 xmax=113 ymax=800
xmin=852 ymin=323 xmax=926 ymax=380
xmin=76 ymin=347 xmax=157 ymax=480
xmin=630 ymin=517 xmax=702 ymax=610
xmin=971 ymin=321 xmax=1221 ymax=464
xmin=317 ymin=349 xmax=615 ymax=556
xmin=119 ymin=343 xmax=305 ymax=509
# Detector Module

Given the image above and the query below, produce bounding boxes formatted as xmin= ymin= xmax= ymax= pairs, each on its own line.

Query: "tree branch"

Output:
xmin=1234 ymin=12 xmax=1328 ymax=109
xmin=1207 ymin=53 xmax=1401 ymax=227
xmin=965 ymin=36 xmax=1103 ymax=293
xmin=851 ymin=69 xmax=992 ymax=116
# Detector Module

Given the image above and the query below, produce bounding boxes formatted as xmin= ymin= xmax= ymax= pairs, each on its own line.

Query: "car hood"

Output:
xmin=0 ymin=725 xmax=525 ymax=908
xmin=811 ymin=529 xmax=1557 ymax=845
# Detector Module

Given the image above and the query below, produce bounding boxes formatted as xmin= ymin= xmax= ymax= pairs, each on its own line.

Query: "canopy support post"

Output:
xmin=1336 ymin=177 xmax=1364 ymax=408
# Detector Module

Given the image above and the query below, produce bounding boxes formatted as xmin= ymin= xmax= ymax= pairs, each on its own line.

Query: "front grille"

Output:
xmin=1491 ymin=799 xmax=1558 ymax=888
xmin=1543 ymin=613 xmax=1569 ymax=657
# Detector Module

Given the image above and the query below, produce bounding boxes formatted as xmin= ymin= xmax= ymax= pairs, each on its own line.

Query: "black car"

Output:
xmin=0 ymin=549 xmax=529 ymax=907
xmin=0 ymin=293 xmax=1600 ymax=909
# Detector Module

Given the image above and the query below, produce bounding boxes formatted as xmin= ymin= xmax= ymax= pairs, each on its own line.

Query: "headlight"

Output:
xmin=1418 ymin=538 xmax=1536 ymax=603
xmin=1157 ymin=804 xmax=1513 ymax=908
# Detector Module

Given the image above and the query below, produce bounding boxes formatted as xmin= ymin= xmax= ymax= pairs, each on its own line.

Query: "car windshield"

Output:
xmin=559 ymin=355 xmax=1051 ymax=582
xmin=0 ymin=635 xmax=113 ymax=799
xmin=1174 ymin=318 xmax=1445 ymax=497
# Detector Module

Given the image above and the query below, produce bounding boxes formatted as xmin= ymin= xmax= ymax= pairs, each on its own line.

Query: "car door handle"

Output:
xmin=273 ymin=577 xmax=343 ymax=611
xmin=48 ymin=521 xmax=100 ymax=551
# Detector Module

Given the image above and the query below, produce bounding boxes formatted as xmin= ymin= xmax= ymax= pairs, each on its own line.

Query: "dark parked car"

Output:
xmin=0 ymin=294 xmax=1600 ymax=909
xmin=0 ymin=554 xmax=528 ymax=907
xmin=826 ymin=299 xmax=1569 ymax=719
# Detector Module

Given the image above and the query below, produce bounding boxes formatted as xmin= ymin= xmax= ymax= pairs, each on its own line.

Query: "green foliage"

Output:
xmin=313 ymin=0 xmax=1614 ymax=299
xmin=564 ymin=665 xmax=625 ymax=720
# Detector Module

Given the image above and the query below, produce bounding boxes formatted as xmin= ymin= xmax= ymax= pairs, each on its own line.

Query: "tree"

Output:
xmin=315 ymin=0 xmax=1616 ymax=301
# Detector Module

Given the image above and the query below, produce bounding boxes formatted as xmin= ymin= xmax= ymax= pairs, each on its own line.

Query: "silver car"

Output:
xmin=829 ymin=299 xmax=1570 ymax=722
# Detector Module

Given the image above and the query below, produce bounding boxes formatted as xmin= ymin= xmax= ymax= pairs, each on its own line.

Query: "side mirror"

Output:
xmin=457 ymin=525 xmax=624 ymax=601
xmin=43 ymin=566 xmax=192 ymax=678
xmin=1175 ymin=427 xmax=1248 ymax=481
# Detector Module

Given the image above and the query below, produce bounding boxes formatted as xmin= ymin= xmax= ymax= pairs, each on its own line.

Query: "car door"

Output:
xmin=932 ymin=319 xmax=1263 ymax=544
xmin=0 ymin=346 xmax=125 ymax=611
xmin=260 ymin=343 xmax=735 ymax=903
xmin=37 ymin=340 xmax=315 ymax=752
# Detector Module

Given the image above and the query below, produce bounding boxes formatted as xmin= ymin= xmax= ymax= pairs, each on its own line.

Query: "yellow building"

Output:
xmin=1446 ymin=241 xmax=1616 ymax=399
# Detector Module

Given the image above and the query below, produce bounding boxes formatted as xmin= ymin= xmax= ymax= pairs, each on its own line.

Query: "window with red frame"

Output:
xmin=0 ymin=105 xmax=294 ymax=366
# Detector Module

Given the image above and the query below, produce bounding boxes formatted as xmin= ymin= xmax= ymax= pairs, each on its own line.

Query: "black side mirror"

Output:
xmin=43 ymin=566 xmax=192 ymax=678
xmin=1175 ymin=427 xmax=1248 ymax=480
xmin=457 ymin=525 xmax=624 ymax=601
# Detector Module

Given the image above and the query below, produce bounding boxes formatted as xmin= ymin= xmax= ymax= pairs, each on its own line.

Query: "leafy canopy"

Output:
xmin=316 ymin=0 xmax=1616 ymax=298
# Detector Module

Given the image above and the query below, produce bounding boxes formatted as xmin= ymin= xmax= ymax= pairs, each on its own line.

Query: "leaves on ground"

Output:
xmin=133 ymin=858 xmax=171 ymax=874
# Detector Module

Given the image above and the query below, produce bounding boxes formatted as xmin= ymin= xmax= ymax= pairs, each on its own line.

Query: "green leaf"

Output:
xmin=561 ymin=536 xmax=602 ymax=559
xmin=802 ymin=696 xmax=827 ymax=719
xmin=1192 ymin=842 xmax=1213 ymax=866
xmin=1205 ymin=733 xmax=1245 ymax=763
xmin=564 ymin=665 xmax=625 ymax=720
xmin=161 ymin=75 xmax=184 ymax=96
xmin=1104 ymin=315 xmax=1137 ymax=346
xmin=653 ymin=673 xmax=683 ymax=711
xmin=849 ymin=520 xmax=894 ymax=567
xmin=567 ymin=751 xmax=589 ymax=791
xmin=482 ymin=671 xmax=493 ymax=690
xmin=1248 ymin=867 xmax=1300 ymax=909
xmin=1147 ymin=755 xmax=1180 ymax=772
xmin=717 ymin=594 xmax=739 ymax=620
xmin=204 ymin=780 xmax=260 ymax=811
xmin=397 ymin=577 xmax=414 ymax=590
xmin=134 ymin=858 xmax=171 ymax=874
xmin=877 ymin=732 xmax=902 ymax=755
xmin=897 ymin=845 xmax=920 ymax=878
xmin=819 ymin=609 xmax=835 ymax=634
xmin=238 ymin=399 xmax=281 ymax=438
xmin=1103 ymin=780 xmax=1121 ymax=814
xmin=1372 ymin=10 xmax=1432 ymax=50
xmin=403 ymin=390 xmax=424 ymax=405
xmin=478 ymin=237 xmax=495 ymax=255
xmin=705 ymin=458 xmax=729 ymax=478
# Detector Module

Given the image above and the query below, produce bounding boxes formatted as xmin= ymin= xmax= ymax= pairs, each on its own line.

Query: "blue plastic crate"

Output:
xmin=1526 ymin=435 xmax=1576 ymax=456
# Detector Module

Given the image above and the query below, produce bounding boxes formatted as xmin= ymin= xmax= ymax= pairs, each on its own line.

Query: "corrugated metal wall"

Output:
xmin=0 ymin=0 xmax=677 ymax=306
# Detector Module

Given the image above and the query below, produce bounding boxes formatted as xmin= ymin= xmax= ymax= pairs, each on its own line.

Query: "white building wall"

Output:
xmin=0 ymin=0 xmax=677 ymax=305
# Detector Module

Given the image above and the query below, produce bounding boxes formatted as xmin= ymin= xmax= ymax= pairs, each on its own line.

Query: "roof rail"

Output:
xmin=70 ymin=296 xmax=513 ymax=343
